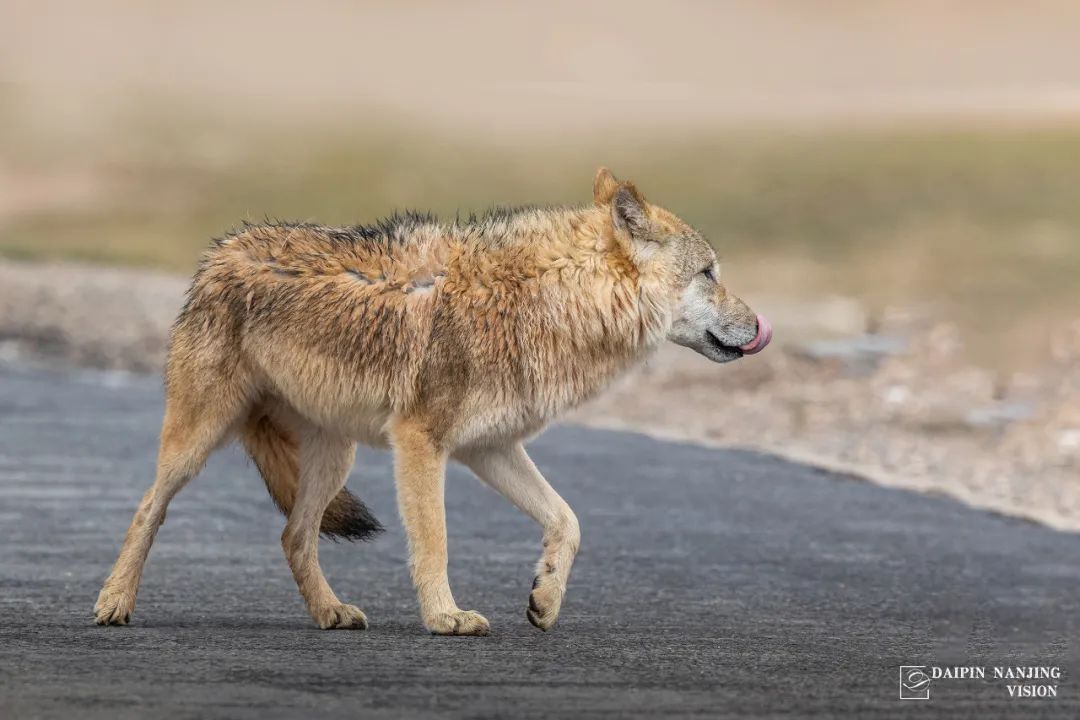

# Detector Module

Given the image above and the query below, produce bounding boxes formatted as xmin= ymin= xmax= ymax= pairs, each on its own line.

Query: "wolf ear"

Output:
xmin=593 ymin=167 xmax=621 ymax=205
xmin=595 ymin=167 xmax=652 ymax=244
xmin=611 ymin=185 xmax=650 ymax=240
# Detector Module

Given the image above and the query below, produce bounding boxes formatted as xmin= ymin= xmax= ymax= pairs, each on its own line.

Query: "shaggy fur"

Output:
xmin=94 ymin=168 xmax=764 ymax=634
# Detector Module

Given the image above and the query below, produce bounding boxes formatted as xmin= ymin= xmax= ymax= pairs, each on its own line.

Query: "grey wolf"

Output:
xmin=94 ymin=168 xmax=771 ymax=635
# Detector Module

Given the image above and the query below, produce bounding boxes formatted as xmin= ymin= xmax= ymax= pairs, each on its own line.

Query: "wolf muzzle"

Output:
xmin=739 ymin=314 xmax=773 ymax=355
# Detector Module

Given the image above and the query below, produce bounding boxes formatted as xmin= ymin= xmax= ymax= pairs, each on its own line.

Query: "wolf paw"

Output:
xmin=94 ymin=587 xmax=136 ymax=626
xmin=526 ymin=574 xmax=564 ymax=631
xmin=313 ymin=603 xmax=368 ymax=630
xmin=427 ymin=609 xmax=490 ymax=636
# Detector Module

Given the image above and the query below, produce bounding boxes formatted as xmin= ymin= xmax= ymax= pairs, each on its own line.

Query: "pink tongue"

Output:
xmin=739 ymin=314 xmax=773 ymax=355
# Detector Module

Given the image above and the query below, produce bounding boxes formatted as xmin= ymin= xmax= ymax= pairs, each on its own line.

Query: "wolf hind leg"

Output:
xmin=281 ymin=427 xmax=367 ymax=629
xmin=94 ymin=377 xmax=249 ymax=626
xmin=457 ymin=442 xmax=579 ymax=631
xmin=241 ymin=407 xmax=383 ymax=541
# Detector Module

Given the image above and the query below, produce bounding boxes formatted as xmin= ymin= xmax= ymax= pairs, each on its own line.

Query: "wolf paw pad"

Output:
xmin=428 ymin=609 xmax=490 ymax=636
xmin=526 ymin=575 xmax=563 ymax=631
xmin=314 ymin=603 xmax=368 ymax=630
xmin=94 ymin=588 xmax=135 ymax=626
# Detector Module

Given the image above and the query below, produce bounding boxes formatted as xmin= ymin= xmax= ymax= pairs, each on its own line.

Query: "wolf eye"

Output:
xmin=700 ymin=266 xmax=715 ymax=282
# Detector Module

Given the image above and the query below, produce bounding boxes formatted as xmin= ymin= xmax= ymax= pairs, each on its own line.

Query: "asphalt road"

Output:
xmin=0 ymin=365 xmax=1077 ymax=719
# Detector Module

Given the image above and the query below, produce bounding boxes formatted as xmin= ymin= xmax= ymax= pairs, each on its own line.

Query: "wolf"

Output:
xmin=94 ymin=168 xmax=771 ymax=635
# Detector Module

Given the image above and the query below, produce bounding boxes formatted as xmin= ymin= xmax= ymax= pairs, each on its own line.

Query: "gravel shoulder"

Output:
xmin=2 ymin=259 xmax=1078 ymax=532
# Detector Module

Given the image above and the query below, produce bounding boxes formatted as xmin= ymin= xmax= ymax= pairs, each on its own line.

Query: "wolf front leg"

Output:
xmin=458 ymin=442 xmax=580 ymax=631
xmin=390 ymin=418 xmax=489 ymax=636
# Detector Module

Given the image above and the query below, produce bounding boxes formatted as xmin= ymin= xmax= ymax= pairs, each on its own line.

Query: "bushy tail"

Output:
xmin=241 ymin=411 xmax=383 ymax=541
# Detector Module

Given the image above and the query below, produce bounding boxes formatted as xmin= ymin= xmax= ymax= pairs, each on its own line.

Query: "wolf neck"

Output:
xmin=463 ymin=205 xmax=672 ymax=415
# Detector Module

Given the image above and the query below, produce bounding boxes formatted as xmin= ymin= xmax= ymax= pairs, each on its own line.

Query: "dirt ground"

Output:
xmin=2 ymin=260 xmax=1076 ymax=533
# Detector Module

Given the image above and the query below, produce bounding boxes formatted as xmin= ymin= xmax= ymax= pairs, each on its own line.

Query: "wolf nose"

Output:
xmin=738 ymin=314 xmax=772 ymax=355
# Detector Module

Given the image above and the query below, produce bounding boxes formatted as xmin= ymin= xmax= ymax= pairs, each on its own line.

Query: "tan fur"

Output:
xmin=94 ymin=168 xmax=762 ymax=634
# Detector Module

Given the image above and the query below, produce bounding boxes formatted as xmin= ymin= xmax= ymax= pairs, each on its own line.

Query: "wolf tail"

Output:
xmin=240 ymin=411 xmax=383 ymax=541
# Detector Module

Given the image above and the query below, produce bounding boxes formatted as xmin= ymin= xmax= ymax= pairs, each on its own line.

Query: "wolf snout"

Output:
xmin=738 ymin=314 xmax=772 ymax=355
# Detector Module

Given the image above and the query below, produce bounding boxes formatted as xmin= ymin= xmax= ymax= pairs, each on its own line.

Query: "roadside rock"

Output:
xmin=0 ymin=261 xmax=185 ymax=372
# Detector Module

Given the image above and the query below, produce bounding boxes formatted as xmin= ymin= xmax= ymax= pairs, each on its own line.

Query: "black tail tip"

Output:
xmin=320 ymin=490 xmax=384 ymax=542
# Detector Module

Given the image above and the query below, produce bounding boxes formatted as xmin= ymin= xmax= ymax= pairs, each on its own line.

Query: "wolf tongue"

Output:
xmin=739 ymin=314 xmax=772 ymax=355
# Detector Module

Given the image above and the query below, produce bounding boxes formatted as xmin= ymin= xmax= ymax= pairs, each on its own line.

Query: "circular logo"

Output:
xmin=903 ymin=668 xmax=931 ymax=691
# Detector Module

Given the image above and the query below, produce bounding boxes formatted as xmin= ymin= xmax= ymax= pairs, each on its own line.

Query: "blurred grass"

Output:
xmin=2 ymin=107 xmax=1079 ymax=367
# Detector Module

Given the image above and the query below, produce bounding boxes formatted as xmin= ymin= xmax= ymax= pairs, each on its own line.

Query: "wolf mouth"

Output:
xmin=705 ymin=329 xmax=744 ymax=355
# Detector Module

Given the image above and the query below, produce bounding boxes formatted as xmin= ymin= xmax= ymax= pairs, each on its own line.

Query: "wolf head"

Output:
xmin=594 ymin=167 xmax=771 ymax=363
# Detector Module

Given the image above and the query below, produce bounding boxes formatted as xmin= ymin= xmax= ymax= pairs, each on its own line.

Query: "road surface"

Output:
xmin=0 ymin=365 xmax=1077 ymax=718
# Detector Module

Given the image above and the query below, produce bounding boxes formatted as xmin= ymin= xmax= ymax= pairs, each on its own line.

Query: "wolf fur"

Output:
xmin=94 ymin=168 xmax=765 ymax=635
